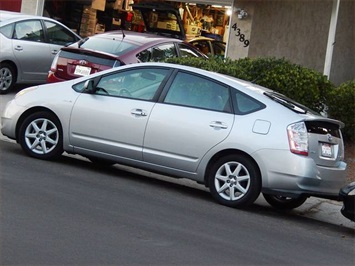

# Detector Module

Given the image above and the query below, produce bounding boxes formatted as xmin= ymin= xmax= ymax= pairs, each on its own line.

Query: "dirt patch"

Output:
xmin=344 ymin=141 xmax=355 ymax=182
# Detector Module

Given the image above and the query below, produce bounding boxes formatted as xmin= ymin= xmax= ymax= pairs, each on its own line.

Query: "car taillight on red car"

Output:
xmin=50 ymin=52 xmax=60 ymax=73
xmin=287 ymin=122 xmax=308 ymax=156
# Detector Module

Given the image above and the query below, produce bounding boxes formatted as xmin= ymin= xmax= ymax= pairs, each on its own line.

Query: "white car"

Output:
xmin=0 ymin=10 xmax=81 ymax=93
xmin=1 ymin=62 xmax=347 ymax=209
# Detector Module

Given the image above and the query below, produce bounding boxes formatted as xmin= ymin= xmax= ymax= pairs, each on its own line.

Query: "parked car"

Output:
xmin=1 ymin=63 xmax=347 ymax=209
xmin=189 ymin=36 xmax=226 ymax=57
xmin=47 ymin=30 xmax=207 ymax=83
xmin=0 ymin=10 xmax=81 ymax=94
xmin=339 ymin=182 xmax=355 ymax=222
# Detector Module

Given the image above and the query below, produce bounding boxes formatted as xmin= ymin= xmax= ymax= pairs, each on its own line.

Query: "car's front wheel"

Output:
xmin=208 ymin=154 xmax=261 ymax=208
xmin=0 ymin=63 xmax=15 ymax=94
xmin=262 ymin=193 xmax=308 ymax=210
xmin=19 ymin=111 xmax=63 ymax=159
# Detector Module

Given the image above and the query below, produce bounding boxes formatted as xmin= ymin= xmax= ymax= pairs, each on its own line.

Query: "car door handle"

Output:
xmin=51 ymin=50 xmax=58 ymax=54
xmin=14 ymin=46 xmax=23 ymax=51
xmin=209 ymin=121 xmax=228 ymax=129
xmin=131 ymin=109 xmax=147 ymax=116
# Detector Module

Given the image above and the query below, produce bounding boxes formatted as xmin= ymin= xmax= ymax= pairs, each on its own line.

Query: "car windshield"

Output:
xmin=264 ymin=91 xmax=318 ymax=115
xmin=80 ymin=37 xmax=139 ymax=56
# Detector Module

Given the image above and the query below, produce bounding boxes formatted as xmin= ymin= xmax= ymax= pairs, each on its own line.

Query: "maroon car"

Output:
xmin=47 ymin=31 xmax=206 ymax=83
xmin=48 ymin=3 xmax=207 ymax=83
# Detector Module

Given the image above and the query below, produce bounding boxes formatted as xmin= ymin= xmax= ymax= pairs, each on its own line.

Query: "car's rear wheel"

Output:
xmin=0 ymin=63 xmax=15 ymax=94
xmin=19 ymin=111 xmax=63 ymax=160
xmin=208 ymin=154 xmax=261 ymax=208
xmin=262 ymin=193 xmax=308 ymax=210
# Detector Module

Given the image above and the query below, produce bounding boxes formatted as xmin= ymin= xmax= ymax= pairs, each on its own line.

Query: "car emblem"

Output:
xmin=327 ymin=133 xmax=333 ymax=142
xmin=79 ymin=60 xmax=87 ymax=65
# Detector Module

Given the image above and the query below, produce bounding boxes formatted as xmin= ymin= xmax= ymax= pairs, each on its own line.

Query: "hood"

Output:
xmin=131 ymin=2 xmax=186 ymax=40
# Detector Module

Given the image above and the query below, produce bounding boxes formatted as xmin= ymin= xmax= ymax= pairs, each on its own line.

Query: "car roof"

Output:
xmin=0 ymin=10 xmax=47 ymax=21
xmin=85 ymin=30 xmax=185 ymax=48
xmin=0 ymin=10 xmax=81 ymax=39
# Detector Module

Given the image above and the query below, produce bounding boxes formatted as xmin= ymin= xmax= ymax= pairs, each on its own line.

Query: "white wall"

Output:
xmin=21 ymin=0 xmax=45 ymax=15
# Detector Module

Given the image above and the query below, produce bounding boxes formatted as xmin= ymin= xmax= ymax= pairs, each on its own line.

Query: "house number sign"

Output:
xmin=231 ymin=23 xmax=250 ymax=47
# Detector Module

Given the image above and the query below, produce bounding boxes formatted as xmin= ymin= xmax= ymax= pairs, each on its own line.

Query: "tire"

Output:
xmin=208 ymin=154 xmax=261 ymax=208
xmin=263 ymin=193 xmax=308 ymax=210
xmin=19 ymin=111 xmax=63 ymax=160
xmin=0 ymin=63 xmax=15 ymax=94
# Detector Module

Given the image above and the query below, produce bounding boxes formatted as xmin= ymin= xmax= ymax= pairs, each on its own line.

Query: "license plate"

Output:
xmin=74 ymin=65 xmax=91 ymax=76
xmin=321 ymin=143 xmax=332 ymax=157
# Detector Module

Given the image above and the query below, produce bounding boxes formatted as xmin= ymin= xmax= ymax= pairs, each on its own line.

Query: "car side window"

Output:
xmin=95 ymin=68 xmax=170 ymax=100
xmin=14 ymin=20 xmax=44 ymax=42
xmin=44 ymin=21 xmax=78 ymax=45
xmin=213 ymin=42 xmax=225 ymax=56
xmin=0 ymin=23 xmax=14 ymax=38
xmin=164 ymin=72 xmax=231 ymax=112
xmin=191 ymin=40 xmax=210 ymax=55
xmin=233 ymin=91 xmax=266 ymax=114
xmin=150 ymin=43 xmax=177 ymax=61
xmin=177 ymin=43 xmax=203 ymax=58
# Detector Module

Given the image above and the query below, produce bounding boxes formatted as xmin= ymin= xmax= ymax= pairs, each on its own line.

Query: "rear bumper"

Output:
xmin=255 ymin=150 xmax=347 ymax=198
xmin=47 ymin=71 xmax=66 ymax=83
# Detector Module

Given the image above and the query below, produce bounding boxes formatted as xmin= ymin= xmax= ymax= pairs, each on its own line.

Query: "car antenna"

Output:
xmin=121 ymin=27 xmax=126 ymax=39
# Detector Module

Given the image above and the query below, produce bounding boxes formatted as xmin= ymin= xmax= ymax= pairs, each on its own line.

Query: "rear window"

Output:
xmin=80 ymin=37 xmax=138 ymax=56
xmin=305 ymin=121 xmax=341 ymax=138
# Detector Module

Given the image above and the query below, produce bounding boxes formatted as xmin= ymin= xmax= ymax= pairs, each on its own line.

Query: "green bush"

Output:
xmin=327 ymin=81 xmax=355 ymax=142
xmin=165 ymin=56 xmax=354 ymax=141
xmin=165 ymin=57 xmax=333 ymax=113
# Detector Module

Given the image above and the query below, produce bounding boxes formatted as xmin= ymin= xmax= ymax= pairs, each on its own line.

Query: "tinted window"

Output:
xmin=81 ymin=37 xmax=138 ymax=56
xmin=213 ymin=42 xmax=225 ymax=56
xmin=94 ymin=68 xmax=169 ymax=100
xmin=14 ymin=20 xmax=44 ymax=42
xmin=150 ymin=43 xmax=177 ymax=61
xmin=233 ymin=91 xmax=265 ymax=114
xmin=190 ymin=40 xmax=210 ymax=55
xmin=0 ymin=23 xmax=14 ymax=38
xmin=44 ymin=21 xmax=78 ymax=45
xmin=164 ymin=72 xmax=231 ymax=112
xmin=178 ymin=43 xmax=203 ymax=58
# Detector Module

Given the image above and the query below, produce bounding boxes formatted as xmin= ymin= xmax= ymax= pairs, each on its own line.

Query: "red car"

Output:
xmin=48 ymin=3 xmax=207 ymax=83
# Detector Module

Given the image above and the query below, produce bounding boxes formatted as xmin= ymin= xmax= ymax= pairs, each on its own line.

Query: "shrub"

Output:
xmin=327 ymin=81 xmax=355 ymax=142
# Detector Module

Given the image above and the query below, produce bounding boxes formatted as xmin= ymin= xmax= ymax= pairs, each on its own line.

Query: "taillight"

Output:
xmin=50 ymin=52 xmax=60 ymax=72
xmin=287 ymin=122 xmax=308 ymax=156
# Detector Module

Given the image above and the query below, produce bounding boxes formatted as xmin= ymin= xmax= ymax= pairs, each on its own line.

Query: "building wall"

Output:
xmin=228 ymin=0 xmax=354 ymax=85
xmin=20 ymin=0 xmax=45 ymax=15
xmin=330 ymin=0 xmax=354 ymax=85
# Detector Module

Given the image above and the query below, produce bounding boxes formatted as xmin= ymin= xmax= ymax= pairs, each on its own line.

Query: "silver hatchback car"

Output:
xmin=1 ymin=63 xmax=347 ymax=209
xmin=0 ymin=10 xmax=81 ymax=94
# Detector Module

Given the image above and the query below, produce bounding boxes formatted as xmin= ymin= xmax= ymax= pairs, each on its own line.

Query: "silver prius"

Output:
xmin=0 ymin=10 xmax=81 ymax=94
xmin=1 ymin=63 xmax=347 ymax=209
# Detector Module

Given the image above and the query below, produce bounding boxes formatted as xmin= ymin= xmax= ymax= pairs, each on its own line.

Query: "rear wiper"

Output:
xmin=264 ymin=92 xmax=307 ymax=114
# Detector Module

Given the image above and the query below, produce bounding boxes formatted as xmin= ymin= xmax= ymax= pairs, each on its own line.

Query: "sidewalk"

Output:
xmin=255 ymin=195 xmax=354 ymax=228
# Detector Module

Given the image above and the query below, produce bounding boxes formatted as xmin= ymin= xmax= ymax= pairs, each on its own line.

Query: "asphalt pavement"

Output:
xmin=1 ymin=131 xmax=353 ymax=229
